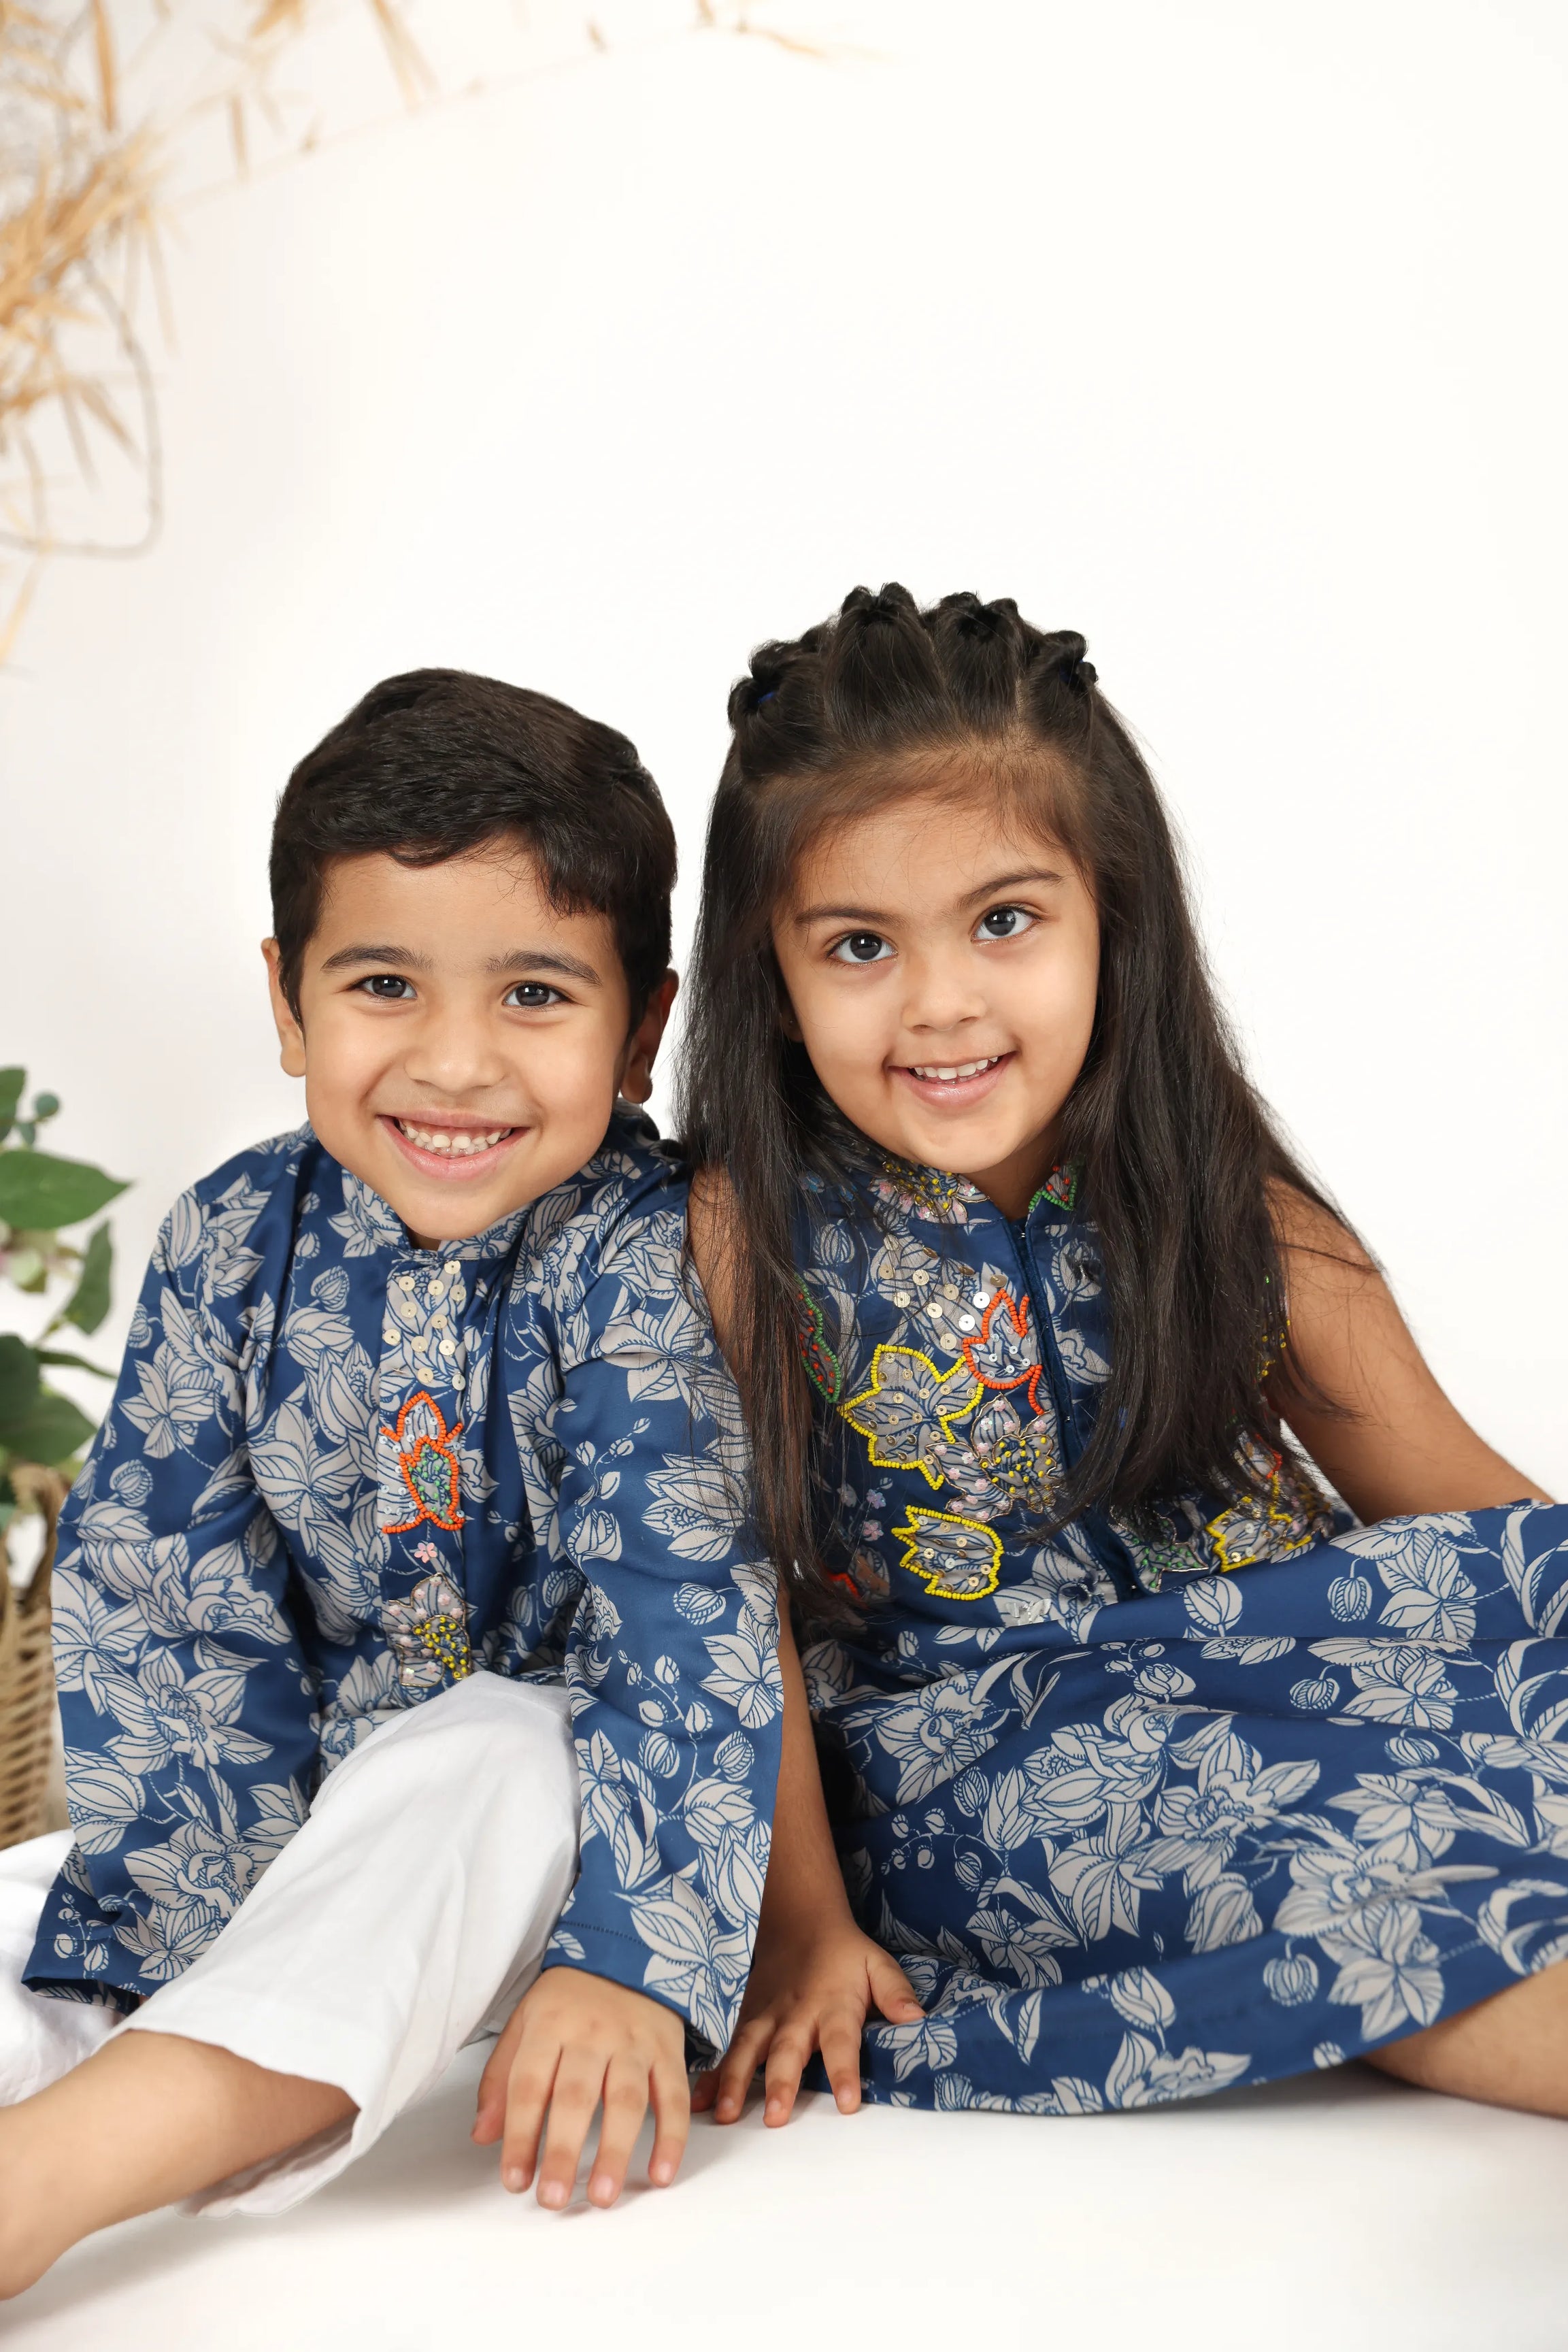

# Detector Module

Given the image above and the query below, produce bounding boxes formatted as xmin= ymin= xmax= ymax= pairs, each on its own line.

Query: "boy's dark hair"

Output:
xmin=678 ymin=584 xmax=1358 ymax=1624
xmin=271 ymin=669 xmax=675 ymax=1020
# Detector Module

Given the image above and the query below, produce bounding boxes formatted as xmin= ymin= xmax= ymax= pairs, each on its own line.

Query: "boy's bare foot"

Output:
xmin=0 ymin=2029 xmax=355 ymax=2299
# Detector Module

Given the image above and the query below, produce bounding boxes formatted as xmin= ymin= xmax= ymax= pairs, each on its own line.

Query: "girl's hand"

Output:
xmin=472 ymin=1966 xmax=688 ymax=2209
xmin=693 ymin=1917 xmax=922 ymax=2126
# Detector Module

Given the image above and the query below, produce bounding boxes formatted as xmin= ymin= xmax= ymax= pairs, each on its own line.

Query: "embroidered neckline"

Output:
xmin=876 ymin=1155 xmax=981 ymax=1216
xmin=1029 ymin=1163 xmax=1079 ymax=1216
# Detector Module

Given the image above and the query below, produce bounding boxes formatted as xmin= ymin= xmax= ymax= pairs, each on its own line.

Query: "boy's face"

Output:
xmin=265 ymin=840 xmax=673 ymax=1248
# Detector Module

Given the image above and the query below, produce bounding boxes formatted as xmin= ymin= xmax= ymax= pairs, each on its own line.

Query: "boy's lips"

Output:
xmin=891 ymin=1051 xmax=1014 ymax=1109
xmin=379 ymin=1114 xmax=526 ymax=1179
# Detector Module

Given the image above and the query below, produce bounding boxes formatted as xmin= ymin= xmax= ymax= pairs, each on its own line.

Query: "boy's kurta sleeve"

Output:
xmin=534 ymin=1188 xmax=783 ymax=2061
xmin=25 ymin=1192 xmax=321 ymax=2004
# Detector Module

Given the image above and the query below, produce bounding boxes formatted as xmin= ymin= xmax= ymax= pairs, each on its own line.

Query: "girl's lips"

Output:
xmin=890 ymin=1051 xmax=1015 ymax=1110
xmin=379 ymin=1114 xmax=526 ymax=1181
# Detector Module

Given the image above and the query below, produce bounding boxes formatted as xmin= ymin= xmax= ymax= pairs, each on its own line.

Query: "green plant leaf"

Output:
xmin=0 ymin=1066 xmax=23 ymax=1144
xmin=32 ymin=1093 xmax=60 ymax=1121
xmin=2 ymin=1386 xmax=96 ymax=1467
xmin=61 ymin=1221 xmax=113 ymax=1335
xmin=0 ymin=1334 xmax=39 ymax=1427
xmin=0 ymin=1150 xmax=127 ymax=1231
xmin=35 ymin=1346 xmax=114 ymax=1379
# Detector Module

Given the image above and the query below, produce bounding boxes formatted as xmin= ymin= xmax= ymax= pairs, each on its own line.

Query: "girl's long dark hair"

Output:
xmin=677 ymin=583 xmax=1350 ymax=1619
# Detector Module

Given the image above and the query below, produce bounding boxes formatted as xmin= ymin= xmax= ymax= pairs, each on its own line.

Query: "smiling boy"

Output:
xmin=0 ymin=672 xmax=781 ymax=2295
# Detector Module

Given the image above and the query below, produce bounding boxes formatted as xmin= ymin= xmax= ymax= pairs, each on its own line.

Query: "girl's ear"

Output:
xmin=263 ymin=940 xmax=307 ymax=1080
xmin=620 ymin=970 xmax=679 ymax=1104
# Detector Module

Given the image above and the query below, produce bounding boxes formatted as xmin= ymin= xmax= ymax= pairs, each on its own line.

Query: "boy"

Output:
xmin=0 ymin=671 xmax=781 ymax=2296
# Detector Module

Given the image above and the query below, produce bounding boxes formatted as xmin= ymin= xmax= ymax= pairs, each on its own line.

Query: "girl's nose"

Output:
xmin=902 ymin=953 xmax=987 ymax=1036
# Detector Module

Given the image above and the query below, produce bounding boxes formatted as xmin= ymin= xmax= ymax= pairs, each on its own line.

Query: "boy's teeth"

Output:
xmin=911 ymin=1056 xmax=1001 ymax=1082
xmin=396 ymin=1121 xmax=510 ymax=1157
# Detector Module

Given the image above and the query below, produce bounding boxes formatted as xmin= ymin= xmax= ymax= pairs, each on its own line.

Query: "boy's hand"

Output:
xmin=692 ymin=1915 xmax=921 ymax=2127
xmin=472 ymin=1967 xmax=688 ymax=2209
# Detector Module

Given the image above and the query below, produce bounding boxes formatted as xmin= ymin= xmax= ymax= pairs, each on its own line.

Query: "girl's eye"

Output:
xmin=830 ymin=931 xmax=894 ymax=965
xmin=358 ymin=974 xmax=414 ymax=1001
xmin=975 ymin=906 xmax=1035 ymax=942
xmin=504 ymin=981 xmax=563 ymax=1009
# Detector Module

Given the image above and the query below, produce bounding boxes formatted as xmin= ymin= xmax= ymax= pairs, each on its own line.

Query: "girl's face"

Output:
xmin=773 ymin=789 xmax=1100 ymax=1219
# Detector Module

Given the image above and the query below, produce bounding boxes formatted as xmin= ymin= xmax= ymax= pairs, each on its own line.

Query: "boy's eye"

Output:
xmin=504 ymin=981 xmax=563 ymax=1008
xmin=830 ymin=931 xmax=894 ymax=965
xmin=975 ymin=906 xmax=1035 ymax=942
xmin=357 ymin=974 xmax=414 ymax=1000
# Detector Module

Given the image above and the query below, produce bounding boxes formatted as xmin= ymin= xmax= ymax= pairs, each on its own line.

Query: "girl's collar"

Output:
xmin=873 ymin=1150 xmax=1080 ymax=1223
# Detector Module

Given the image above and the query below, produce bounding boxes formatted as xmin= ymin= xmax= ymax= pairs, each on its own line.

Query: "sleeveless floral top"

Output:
xmin=793 ymin=1151 xmax=1338 ymax=1648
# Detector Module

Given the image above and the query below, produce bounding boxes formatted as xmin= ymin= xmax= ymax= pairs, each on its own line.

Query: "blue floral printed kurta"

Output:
xmin=27 ymin=1114 xmax=781 ymax=2059
xmin=795 ymin=1154 xmax=1568 ymax=2111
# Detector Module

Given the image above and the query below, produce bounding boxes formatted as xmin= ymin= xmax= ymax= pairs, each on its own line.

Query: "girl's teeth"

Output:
xmin=912 ymin=1057 xmax=1001 ymax=1082
xmin=397 ymin=1122 xmax=510 ymax=1157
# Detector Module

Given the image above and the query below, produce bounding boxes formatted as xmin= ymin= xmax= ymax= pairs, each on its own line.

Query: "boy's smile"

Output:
xmin=265 ymin=840 xmax=673 ymax=1247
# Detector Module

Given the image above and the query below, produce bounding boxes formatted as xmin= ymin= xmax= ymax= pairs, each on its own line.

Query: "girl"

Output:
xmin=680 ymin=583 xmax=1568 ymax=2121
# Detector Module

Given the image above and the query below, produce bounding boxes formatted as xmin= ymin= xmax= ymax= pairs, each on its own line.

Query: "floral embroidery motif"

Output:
xmin=873 ymin=1156 xmax=972 ymax=1224
xmin=840 ymin=1344 xmax=980 ymax=1490
xmin=958 ymin=1286 xmax=1043 ymax=1414
xmin=1206 ymin=1436 xmax=1336 ymax=1572
xmin=382 ymin=1569 xmax=473 ymax=1689
xmin=1029 ymin=1163 xmax=1079 ymax=1214
xmin=892 ymin=1504 xmax=1003 ymax=1600
xmin=795 ymin=1280 xmax=841 ymax=1403
xmin=380 ymin=1391 xmax=465 ymax=1533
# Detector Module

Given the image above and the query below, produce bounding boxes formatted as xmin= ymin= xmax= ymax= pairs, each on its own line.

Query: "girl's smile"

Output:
xmin=892 ymin=1047 xmax=1016 ymax=1111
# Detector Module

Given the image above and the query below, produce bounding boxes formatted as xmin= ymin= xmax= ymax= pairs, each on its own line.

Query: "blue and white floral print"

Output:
xmin=30 ymin=1112 xmax=780 ymax=2058
xmin=794 ymin=1154 xmax=1568 ymax=2110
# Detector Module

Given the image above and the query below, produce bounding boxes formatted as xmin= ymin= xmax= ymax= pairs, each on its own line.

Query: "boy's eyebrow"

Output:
xmin=318 ymin=943 xmax=431 ymax=972
xmin=484 ymin=948 xmax=603 ymax=985
xmin=318 ymin=943 xmax=603 ymax=984
xmin=793 ymin=869 xmax=1067 ymax=926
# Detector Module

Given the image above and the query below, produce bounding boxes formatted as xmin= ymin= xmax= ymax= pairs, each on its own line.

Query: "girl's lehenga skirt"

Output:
xmin=812 ymin=1504 xmax=1568 ymax=2111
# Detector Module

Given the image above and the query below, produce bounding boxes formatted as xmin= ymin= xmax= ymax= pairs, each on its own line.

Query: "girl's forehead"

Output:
xmin=788 ymin=786 xmax=1080 ymax=908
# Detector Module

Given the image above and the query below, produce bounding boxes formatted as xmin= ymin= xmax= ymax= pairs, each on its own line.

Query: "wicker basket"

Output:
xmin=0 ymin=1469 xmax=65 ymax=1853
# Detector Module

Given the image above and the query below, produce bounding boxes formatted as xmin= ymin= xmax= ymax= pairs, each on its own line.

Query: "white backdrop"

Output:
xmin=3 ymin=0 xmax=1565 ymax=1486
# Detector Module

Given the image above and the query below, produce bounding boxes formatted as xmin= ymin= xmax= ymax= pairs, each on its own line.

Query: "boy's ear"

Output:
xmin=620 ymin=970 xmax=679 ymax=1106
xmin=262 ymin=940 xmax=307 ymax=1080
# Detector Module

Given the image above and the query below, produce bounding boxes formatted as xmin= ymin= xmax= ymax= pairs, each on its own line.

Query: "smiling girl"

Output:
xmin=681 ymin=583 xmax=1568 ymax=2121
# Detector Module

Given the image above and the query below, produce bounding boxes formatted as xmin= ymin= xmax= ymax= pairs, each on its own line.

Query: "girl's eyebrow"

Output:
xmin=792 ymin=868 xmax=1067 ymax=927
xmin=958 ymin=866 xmax=1067 ymax=906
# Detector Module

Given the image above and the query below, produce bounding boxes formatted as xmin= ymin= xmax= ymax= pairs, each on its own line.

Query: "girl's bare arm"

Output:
xmin=1267 ymin=1186 xmax=1551 ymax=1521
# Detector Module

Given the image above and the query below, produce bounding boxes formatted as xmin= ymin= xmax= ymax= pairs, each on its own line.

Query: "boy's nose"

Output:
xmin=401 ymin=1014 xmax=512 ymax=1098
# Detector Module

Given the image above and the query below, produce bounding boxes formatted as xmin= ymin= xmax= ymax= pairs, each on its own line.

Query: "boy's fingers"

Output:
xmin=867 ymin=1949 xmax=924 ymax=2022
xmin=535 ymin=2056 xmax=607 ymax=2210
xmin=474 ymin=2013 xmax=526 ymax=2144
xmin=499 ymin=2046 xmax=561 ymax=2192
xmin=647 ymin=2049 xmax=692 ymax=2189
xmin=819 ymin=2011 xmax=865 ymax=2115
xmin=712 ymin=2018 xmax=773 ymax=2124
xmin=761 ymin=2025 xmax=814 ymax=2126
xmin=586 ymin=2057 xmax=651 ymax=2208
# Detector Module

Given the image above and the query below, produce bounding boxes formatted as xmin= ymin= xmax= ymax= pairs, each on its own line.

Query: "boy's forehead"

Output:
xmin=310 ymin=845 xmax=614 ymax=965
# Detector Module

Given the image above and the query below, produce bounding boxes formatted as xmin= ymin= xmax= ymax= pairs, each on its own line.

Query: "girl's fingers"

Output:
xmin=534 ymin=2055 xmax=607 ymax=2210
xmin=712 ymin=2018 xmax=774 ymax=2124
xmin=867 ymin=1949 xmax=924 ymax=2023
xmin=586 ymin=2056 xmax=651 ymax=2208
xmin=761 ymin=2026 xmax=814 ymax=2126
xmin=818 ymin=2011 xmax=866 ymax=2115
xmin=499 ymin=2042 xmax=561 ymax=2192
xmin=646 ymin=2050 xmax=693 ymax=2189
xmin=690 ymin=2066 xmax=720 ymax=2115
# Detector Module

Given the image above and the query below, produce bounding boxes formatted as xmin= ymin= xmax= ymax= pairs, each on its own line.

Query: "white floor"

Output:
xmin=5 ymin=2044 xmax=1566 ymax=2351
